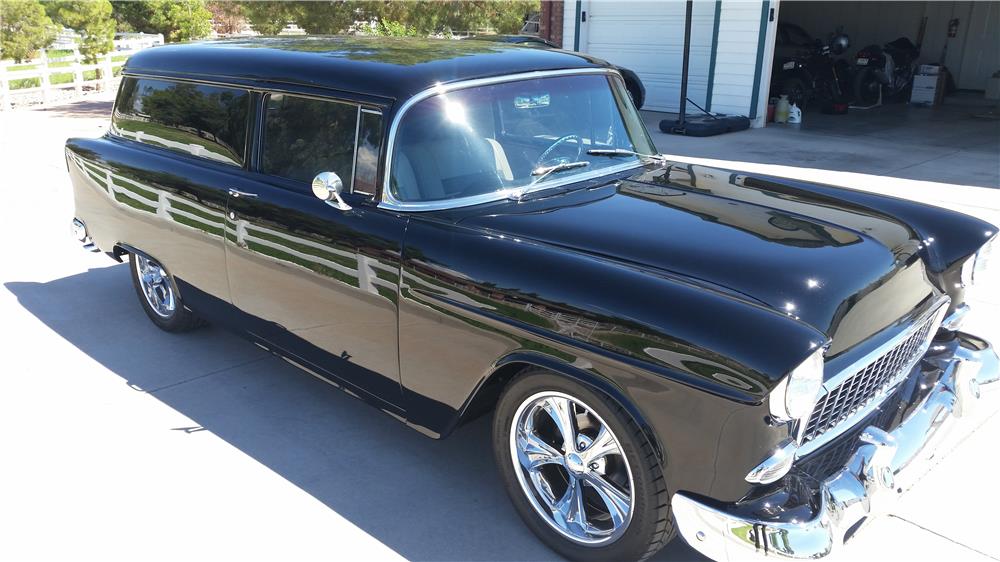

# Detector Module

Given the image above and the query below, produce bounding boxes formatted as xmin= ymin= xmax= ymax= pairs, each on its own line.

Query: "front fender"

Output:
xmin=396 ymin=215 xmax=828 ymax=501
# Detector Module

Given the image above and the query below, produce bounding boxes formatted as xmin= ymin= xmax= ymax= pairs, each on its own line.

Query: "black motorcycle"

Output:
xmin=853 ymin=37 xmax=920 ymax=105
xmin=773 ymin=30 xmax=852 ymax=109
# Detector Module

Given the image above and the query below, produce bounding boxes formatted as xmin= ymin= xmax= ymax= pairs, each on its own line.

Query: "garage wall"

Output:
xmin=780 ymin=1 xmax=1000 ymax=90
xmin=710 ymin=0 xmax=772 ymax=120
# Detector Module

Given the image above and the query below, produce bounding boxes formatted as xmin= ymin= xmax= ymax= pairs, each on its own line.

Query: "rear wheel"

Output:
xmin=129 ymin=252 xmax=204 ymax=332
xmin=853 ymin=67 xmax=881 ymax=105
xmin=493 ymin=371 xmax=673 ymax=561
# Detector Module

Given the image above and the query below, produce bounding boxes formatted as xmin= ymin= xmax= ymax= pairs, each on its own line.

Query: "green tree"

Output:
xmin=242 ymin=1 xmax=293 ymax=35
xmin=0 ymin=0 xmax=58 ymax=62
xmin=110 ymin=0 xmax=211 ymax=43
xmin=368 ymin=1 xmax=537 ymax=35
xmin=292 ymin=1 xmax=357 ymax=35
xmin=45 ymin=0 xmax=115 ymax=63
xmin=206 ymin=1 xmax=245 ymax=35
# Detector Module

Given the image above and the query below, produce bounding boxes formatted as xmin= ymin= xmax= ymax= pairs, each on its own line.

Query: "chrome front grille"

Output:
xmin=801 ymin=306 xmax=944 ymax=444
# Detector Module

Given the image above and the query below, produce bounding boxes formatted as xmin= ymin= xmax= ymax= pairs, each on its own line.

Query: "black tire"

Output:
xmin=129 ymin=252 xmax=204 ymax=332
xmin=493 ymin=370 xmax=673 ymax=562
xmin=853 ymin=67 xmax=881 ymax=105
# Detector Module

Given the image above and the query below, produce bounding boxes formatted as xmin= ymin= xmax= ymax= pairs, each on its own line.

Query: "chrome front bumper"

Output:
xmin=672 ymin=330 xmax=999 ymax=561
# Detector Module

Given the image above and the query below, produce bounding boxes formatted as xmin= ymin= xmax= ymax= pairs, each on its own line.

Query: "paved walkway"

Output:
xmin=0 ymin=95 xmax=997 ymax=561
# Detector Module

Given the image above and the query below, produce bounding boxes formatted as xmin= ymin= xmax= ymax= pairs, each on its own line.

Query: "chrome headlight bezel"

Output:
xmin=769 ymin=346 xmax=826 ymax=423
xmin=962 ymin=233 xmax=996 ymax=288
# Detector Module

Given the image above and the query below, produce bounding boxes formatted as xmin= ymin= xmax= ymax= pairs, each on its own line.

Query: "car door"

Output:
xmin=100 ymin=76 xmax=253 ymax=308
xmin=224 ymin=92 xmax=406 ymax=411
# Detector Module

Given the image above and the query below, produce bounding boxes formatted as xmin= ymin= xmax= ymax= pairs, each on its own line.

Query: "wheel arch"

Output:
xmin=114 ymin=242 xmax=186 ymax=301
xmin=454 ymin=351 xmax=665 ymax=465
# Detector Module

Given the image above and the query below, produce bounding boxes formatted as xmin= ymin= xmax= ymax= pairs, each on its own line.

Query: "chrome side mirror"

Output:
xmin=311 ymin=171 xmax=351 ymax=211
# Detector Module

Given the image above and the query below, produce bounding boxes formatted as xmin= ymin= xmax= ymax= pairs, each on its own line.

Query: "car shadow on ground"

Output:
xmin=5 ymin=264 xmax=706 ymax=562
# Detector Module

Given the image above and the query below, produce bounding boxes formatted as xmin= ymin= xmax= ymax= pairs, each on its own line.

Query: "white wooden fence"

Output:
xmin=0 ymin=47 xmax=141 ymax=111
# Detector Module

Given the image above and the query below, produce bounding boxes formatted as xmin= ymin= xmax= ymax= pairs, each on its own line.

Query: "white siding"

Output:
xmin=709 ymin=0 xmax=769 ymax=120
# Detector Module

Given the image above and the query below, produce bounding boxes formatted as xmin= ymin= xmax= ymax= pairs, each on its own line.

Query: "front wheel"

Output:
xmin=493 ymin=371 xmax=673 ymax=561
xmin=129 ymin=252 xmax=204 ymax=332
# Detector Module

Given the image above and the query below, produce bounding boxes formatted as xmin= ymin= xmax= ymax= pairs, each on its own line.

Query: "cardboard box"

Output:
xmin=911 ymin=71 xmax=946 ymax=106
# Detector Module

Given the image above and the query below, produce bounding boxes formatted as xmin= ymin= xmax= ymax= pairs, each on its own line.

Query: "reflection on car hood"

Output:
xmin=459 ymin=162 xmax=936 ymax=355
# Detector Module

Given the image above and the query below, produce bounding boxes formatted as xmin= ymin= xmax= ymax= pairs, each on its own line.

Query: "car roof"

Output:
xmin=123 ymin=36 xmax=611 ymax=101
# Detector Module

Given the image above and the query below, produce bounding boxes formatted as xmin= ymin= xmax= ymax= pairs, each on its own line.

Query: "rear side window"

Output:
xmin=260 ymin=94 xmax=358 ymax=186
xmin=112 ymin=77 xmax=249 ymax=166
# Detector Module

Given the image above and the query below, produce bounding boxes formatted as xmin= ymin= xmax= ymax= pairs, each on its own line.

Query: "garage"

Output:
xmin=539 ymin=1 xmax=999 ymax=187
xmin=546 ymin=1 xmax=998 ymax=122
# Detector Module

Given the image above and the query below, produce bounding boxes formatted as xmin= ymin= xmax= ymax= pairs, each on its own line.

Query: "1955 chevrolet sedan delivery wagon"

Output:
xmin=66 ymin=37 xmax=997 ymax=561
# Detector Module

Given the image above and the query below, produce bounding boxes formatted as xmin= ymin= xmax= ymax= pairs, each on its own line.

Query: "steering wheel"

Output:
xmin=536 ymin=135 xmax=583 ymax=168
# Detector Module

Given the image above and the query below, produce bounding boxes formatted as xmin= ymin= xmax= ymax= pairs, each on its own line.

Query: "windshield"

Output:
xmin=388 ymin=73 xmax=655 ymax=204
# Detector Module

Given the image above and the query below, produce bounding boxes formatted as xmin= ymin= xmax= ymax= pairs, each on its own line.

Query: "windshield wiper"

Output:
xmin=587 ymin=148 xmax=667 ymax=162
xmin=528 ymin=160 xmax=590 ymax=186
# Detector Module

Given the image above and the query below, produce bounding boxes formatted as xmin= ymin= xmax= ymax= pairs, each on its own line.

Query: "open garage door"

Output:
xmin=578 ymin=1 xmax=716 ymax=112
xmin=774 ymin=1 xmax=1000 ymax=104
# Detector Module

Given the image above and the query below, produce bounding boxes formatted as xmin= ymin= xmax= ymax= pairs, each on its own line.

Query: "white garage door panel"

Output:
xmin=583 ymin=0 xmax=717 ymax=112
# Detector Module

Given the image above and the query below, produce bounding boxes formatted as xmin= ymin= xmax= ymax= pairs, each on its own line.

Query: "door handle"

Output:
xmin=228 ymin=188 xmax=258 ymax=198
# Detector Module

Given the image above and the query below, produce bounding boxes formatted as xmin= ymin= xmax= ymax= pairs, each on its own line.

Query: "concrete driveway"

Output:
xmin=1 ymin=94 xmax=998 ymax=561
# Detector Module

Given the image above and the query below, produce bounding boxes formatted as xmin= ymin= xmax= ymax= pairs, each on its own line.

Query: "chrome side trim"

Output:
xmin=796 ymin=296 xmax=950 ymax=458
xmin=378 ymin=67 xmax=636 ymax=213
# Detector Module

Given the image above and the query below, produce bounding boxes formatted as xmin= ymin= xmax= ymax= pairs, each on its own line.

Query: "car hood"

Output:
xmin=457 ymin=162 xmax=937 ymax=356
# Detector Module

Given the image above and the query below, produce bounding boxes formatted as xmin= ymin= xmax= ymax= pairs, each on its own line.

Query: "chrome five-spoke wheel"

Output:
xmin=135 ymin=254 xmax=175 ymax=318
xmin=129 ymin=251 xmax=203 ymax=332
xmin=510 ymin=391 xmax=635 ymax=545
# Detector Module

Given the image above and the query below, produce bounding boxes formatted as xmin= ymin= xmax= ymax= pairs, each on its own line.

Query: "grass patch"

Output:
xmin=9 ymin=77 xmax=40 ymax=90
xmin=51 ymin=72 xmax=74 ymax=85
xmin=7 ymin=63 xmax=38 ymax=71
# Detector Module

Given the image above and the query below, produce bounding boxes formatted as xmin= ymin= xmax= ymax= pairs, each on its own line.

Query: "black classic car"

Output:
xmin=66 ymin=37 xmax=997 ymax=561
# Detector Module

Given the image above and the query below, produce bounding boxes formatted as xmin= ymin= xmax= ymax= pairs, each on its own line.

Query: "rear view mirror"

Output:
xmin=514 ymin=93 xmax=550 ymax=109
xmin=312 ymin=171 xmax=351 ymax=211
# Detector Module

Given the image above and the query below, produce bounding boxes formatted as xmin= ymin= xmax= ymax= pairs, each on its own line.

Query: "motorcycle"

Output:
xmin=853 ymin=37 xmax=920 ymax=105
xmin=773 ymin=31 xmax=853 ymax=109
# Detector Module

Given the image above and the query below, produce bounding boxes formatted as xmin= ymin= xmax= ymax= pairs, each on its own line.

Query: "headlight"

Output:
xmin=962 ymin=233 xmax=996 ymax=288
xmin=769 ymin=347 xmax=825 ymax=422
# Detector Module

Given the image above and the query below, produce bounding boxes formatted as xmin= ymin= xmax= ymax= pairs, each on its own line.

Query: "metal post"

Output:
xmin=677 ymin=0 xmax=693 ymax=129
